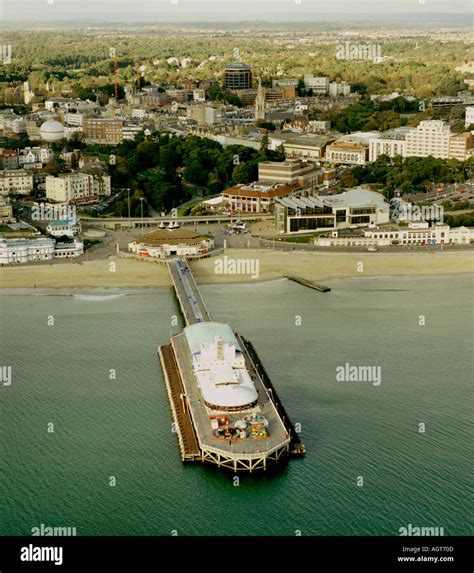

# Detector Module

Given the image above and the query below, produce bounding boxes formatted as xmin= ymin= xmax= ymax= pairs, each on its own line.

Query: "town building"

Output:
xmin=0 ymin=237 xmax=55 ymax=264
xmin=303 ymin=75 xmax=330 ymax=94
xmin=363 ymin=223 xmax=473 ymax=246
xmin=18 ymin=147 xmax=54 ymax=169
xmin=448 ymin=132 xmax=473 ymax=161
xmin=275 ymin=188 xmax=390 ymax=234
xmin=329 ymin=81 xmax=351 ymax=97
xmin=122 ymin=123 xmax=144 ymax=141
xmin=224 ymin=62 xmax=253 ymax=90
xmin=325 ymin=140 xmax=369 ymax=165
xmin=45 ymin=172 xmax=111 ymax=203
xmin=128 ymin=227 xmax=214 ymax=259
xmin=0 ymin=149 xmax=19 ymax=170
xmin=403 ymin=120 xmax=473 ymax=160
xmin=82 ymin=116 xmax=123 ymax=144
xmin=64 ymin=111 xmax=84 ymax=127
xmin=187 ymin=104 xmax=223 ymax=125
xmin=369 ymin=136 xmax=407 ymax=162
xmin=269 ymin=133 xmax=335 ymax=161
xmin=0 ymin=196 xmax=14 ymax=222
xmin=193 ymin=88 xmax=206 ymax=102
xmin=465 ymin=106 xmax=474 ymax=128
xmin=54 ymin=240 xmax=84 ymax=258
xmin=221 ymin=182 xmax=301 ymax=214
xmin=0 ymin=169 xmax=34 ymax=195
xmin=258 ymin=159 xmax=321 ymax=187
xmin=46 ymin=219 xmax=81 ymax=238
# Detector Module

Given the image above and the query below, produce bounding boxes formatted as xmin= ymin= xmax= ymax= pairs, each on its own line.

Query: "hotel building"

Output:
xmin=369 ymin=137 xmax=406 ymax=162
xmin=45 ymin=173 xmax=111 ymax=203
xmin=0 ymin=169 xmax=34 ymax=195
xmin=403 ymin=120 xmax=469 ymax=160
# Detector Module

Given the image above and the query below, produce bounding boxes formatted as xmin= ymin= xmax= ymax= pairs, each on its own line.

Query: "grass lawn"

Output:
xmin=277 ymin=235 xmax=314 ymax=244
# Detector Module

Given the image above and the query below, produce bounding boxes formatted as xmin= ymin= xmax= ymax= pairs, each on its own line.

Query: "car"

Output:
xmin=367 ymin=246 xmax=378 ymax=252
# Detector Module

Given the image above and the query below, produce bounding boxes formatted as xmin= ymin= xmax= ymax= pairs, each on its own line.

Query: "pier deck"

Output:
xmin=158 ymin=343 xmax=201 ymax=462
xmin=171 ymin=332 xmax=290 ymax=469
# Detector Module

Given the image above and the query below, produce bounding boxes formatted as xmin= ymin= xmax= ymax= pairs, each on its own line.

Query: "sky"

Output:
xmin=0 ymin=0 xmax=472 ymax=24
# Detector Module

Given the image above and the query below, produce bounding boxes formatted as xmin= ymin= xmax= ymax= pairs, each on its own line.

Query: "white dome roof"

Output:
xmin=40 ymin=120 xmax=65 ymax=142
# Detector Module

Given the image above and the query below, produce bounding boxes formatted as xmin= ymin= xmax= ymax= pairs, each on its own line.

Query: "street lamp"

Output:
xmin=140 ymin=197 xmax=144 ymax=236
xmin=127 ymin=188 xmax=131 ymax=228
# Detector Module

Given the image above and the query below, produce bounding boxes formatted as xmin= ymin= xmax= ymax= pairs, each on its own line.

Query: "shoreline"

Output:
xmin=0 ymin=249 xmax=472 ymax=289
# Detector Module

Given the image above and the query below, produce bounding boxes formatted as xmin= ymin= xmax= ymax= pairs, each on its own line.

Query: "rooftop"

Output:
xmin=222 ymin=182 xmax=300 ymax=199
xmin=225 ymin=62 xmax=252 ymax=71
xmin=137 ymin=227 xmax=209 ymax=247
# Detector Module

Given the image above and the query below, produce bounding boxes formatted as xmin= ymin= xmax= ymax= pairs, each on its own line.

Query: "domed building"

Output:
xmin=40 ymin=120 xmax=65 ymax=143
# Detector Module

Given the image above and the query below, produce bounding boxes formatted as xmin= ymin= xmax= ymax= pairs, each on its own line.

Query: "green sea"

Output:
xmin=1 ymin=275 xmax=472 ymax=536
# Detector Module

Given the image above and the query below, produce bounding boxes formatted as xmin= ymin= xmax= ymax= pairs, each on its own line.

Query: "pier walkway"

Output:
xmin=168 ymin=259 xmax=211 ymax=325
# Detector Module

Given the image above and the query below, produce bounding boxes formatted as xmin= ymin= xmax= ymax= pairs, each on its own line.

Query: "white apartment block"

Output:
xmin=304 ymin=75 xmax=330 ymax=94
xmin=0 ymin=169 xmax=34 ymax=195
xmin=404 ymin=120 xmax=472 ymax=161
xmin=193 ymin=89 xmax=206 ymax=102
xmin=369 ymin=137 xmax=406 ymax=161
xmin=122 ymin=124 xmax=144 ymax=141
xmin=46 ymin=173 xmax=111 ymax=203
xmin=465 ymin=106 xmax=474 ymax=128
xmin=329 ymin=81 xmax=351 ymax=97
xmin=65 ymin=112 xmax=84 ymax=127
xmin=404 ymin=120 xmax=450 ymax=159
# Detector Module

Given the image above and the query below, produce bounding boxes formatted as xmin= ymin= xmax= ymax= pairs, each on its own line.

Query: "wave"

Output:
xmin=72 ymin=294 xmax=126 ymax=302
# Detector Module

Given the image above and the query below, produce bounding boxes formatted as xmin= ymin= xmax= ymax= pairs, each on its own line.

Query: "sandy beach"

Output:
xmin=0 ymin=249 xmax=472 ymax=289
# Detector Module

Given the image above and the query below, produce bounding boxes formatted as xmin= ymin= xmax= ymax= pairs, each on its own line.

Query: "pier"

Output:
xmin=285 ymin=274 xmax=331 ymax=292
xmin=158 ymin=258 xmax=305 ymax=472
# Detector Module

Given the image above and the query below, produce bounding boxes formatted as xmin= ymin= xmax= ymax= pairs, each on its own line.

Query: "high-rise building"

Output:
xmin=224 ymin=62 xmax=252 ymax=90
xmin=404 ymin=120 xmax=473 ymax=160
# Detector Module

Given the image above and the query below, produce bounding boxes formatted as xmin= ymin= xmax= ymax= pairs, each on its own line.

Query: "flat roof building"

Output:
xmin=224 ymin=62 xmax=252 ymax=91
xmin=275 ymin=187 xmax=390 ymax=234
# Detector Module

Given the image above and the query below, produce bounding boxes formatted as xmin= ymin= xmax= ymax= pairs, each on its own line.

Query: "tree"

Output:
xmin=186 ymin=159 xmax=208 ymax=186
xmin=232 ymin=161 xmax=258 ymax=184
